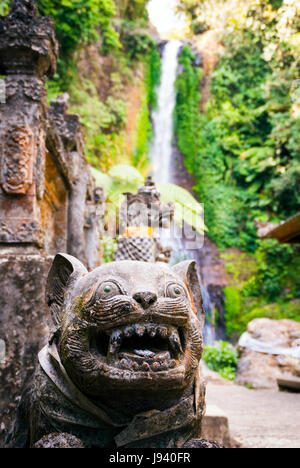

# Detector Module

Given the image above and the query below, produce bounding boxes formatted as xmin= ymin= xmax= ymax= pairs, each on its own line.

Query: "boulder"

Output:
xmin=236 ymin=318 xmax=300 ymax=389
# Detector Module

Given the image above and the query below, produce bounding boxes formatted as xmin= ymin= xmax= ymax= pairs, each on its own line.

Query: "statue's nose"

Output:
xmin=133 ymin=291 xmax=157 ymax=309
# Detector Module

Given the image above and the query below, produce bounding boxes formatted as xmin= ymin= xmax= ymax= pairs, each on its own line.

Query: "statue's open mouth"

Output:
xmin=90 ymin=324 xmax=186 ymax=373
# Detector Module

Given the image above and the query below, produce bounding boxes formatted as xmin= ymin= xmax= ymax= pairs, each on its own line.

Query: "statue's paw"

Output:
xmin=33 ymin=433 xmax=85 ymax=448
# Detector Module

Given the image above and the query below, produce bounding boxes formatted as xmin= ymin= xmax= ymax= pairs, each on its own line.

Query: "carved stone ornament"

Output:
xmin=10 ymin=0 xmax=39 ymax=17
xmin=0 ymin=0 xmax=58 ymax=78
xmin=5 ymin=77 xmax=45 ymax=103
xmin=0 ymin=218 xmax=44 ymax=246
xmin=1 ymin=127 xmax=35 ymax=194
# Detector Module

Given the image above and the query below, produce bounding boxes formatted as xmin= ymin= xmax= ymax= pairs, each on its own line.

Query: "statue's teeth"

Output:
xmin=120 ymin=359 xmax=129 ymax=368
xmin=146 ymin=324 xmax=157 ymax=337
xmin=152 ymin=362 xmax=160 ymax=372
xmin=134 ymin=324 xmax=145 ymax=337
xmin=157 ymin=326 xmax=168 ymax=338
xmin=142 ymin=362 xmax=150 ymax=372
xmin=108 ymin=329 xmax=123 ymax=358
xmin=169 ymin=329 xmax=182 ymax=353
xmin=124 ymin=326 xmax=134 ymax=338
xmin=133 ymin=349 xmax=155 ymax=358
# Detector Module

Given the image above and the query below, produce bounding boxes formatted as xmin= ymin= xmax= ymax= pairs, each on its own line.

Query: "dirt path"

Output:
xmin=206 ymin=382 xmax=300 ymax=448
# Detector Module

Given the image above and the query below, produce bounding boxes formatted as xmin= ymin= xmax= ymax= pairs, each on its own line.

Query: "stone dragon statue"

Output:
xmin=7 ymin=253 xmax=211 ymax=448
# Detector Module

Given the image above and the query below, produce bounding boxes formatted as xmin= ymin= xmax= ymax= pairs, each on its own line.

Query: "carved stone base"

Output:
xmin=0 ymin=218 xmax=45 ymax=246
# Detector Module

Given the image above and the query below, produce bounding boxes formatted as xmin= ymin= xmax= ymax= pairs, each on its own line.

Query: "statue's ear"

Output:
xmin=172 ymin=260 xmax=204 ymax=325
xmin=46 ymin=253 xmax=87 ymax=328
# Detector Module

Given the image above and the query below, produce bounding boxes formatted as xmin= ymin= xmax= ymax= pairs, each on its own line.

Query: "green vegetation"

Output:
xmin=0 ymin=0 xmax=10 ymax=15
xmin=175 ymin=0 xmax=300 ymax=337
xmin=202 ymin=341 xmax=238 ymax=381
xmin=175 ymin=46 xmax=203 ymax=178
xmin=67 ymin=61 xmax=129 ymax=170
xmin=2 ymin=1 xmax=158 ymax=171
xmin=132 ymin=48 xmax=161 ymax=169
xmin=177 ymin=0 xmax=209 ymax=36
xmin=36 ymin=0 xmax=153 ymax=89
xmin=175 ymin=1 xmax=300 ymax=251
xmin=38 ymin=0 xmax=120 ymax=81
xmin=102 ymin=236 xmax=118 ymax=263
xmin=223 ymin=240 xmax=300 ymax=339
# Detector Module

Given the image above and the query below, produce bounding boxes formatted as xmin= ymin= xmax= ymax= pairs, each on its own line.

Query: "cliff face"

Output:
xmin=36 ymin=0 xmax=158 ymax=172
xmin=72 ymin=44 xmax=149 ymax=171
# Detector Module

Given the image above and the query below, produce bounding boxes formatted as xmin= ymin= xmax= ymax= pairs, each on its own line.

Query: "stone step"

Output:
xmin=277 ymin=377 xmax=300 ymax=392
xmin=201 ymin=404 xmax=231 ymax=447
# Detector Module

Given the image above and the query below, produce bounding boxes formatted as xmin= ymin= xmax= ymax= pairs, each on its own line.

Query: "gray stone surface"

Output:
xmin=206 ymin=381 xmax=300 ymax=448
xmin=0 ymin=254 xmax=52 ymax=445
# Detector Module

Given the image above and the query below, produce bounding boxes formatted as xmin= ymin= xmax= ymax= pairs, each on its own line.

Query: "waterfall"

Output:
xmin=150 ymin=40 xmax=181 ymax=183
xmin=150 ymin=40 xmax=214 ymax=344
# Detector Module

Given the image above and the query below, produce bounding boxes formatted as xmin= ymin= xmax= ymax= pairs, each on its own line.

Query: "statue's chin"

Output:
xmin=74 ymin=369 xmax=195 ymax=416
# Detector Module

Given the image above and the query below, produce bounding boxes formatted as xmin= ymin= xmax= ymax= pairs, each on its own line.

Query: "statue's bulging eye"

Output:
xmin=98 ymin=281 xmax=121 ymax=299
xmin=166 ymin=284 xmax=186 ymax=298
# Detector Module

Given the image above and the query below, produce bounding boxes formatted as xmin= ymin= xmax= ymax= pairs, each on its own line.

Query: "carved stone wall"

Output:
xmin=0 ymin=1 xmax=105 ymax=444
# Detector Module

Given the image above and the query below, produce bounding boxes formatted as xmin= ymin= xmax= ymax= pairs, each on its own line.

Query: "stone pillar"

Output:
xmin=0 ymin=2 xmax=105 ymax=445
xmin=0 ymin=0 xmax=58 ymax=444
xmin=0 ymin=0 xmax=58 ymax=247
xmin=48 ymin=94 xmax=105 ymax=269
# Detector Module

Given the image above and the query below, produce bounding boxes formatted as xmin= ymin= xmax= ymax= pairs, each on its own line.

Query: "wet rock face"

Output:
xmin=207 ymin=285 xmax=227 ymax=341
xmin=8 ymin=255 xmax=206 ymax=448
xmin=236 ymin=318 xmax=300 ymax=389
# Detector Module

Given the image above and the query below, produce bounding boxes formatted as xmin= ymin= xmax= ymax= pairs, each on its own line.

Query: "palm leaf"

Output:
xmin=90 ymin=168 xmax=112 ymax=194
xmin=91 ymin=165 xmax=143 ymax=208
xmin=108 ymin=164 xmax=144 ymax=184
xmin=158 ymin=183 xmax=207 ymax=234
